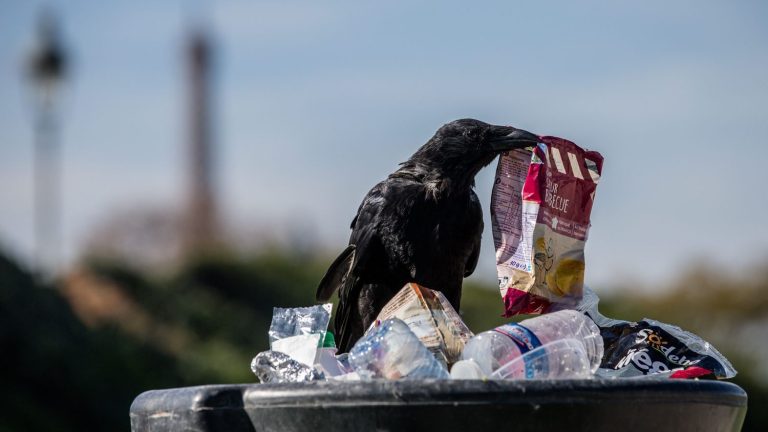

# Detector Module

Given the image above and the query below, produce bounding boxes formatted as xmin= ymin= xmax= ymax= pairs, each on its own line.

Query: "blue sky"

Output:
xmin=1 ymin=0 xmax=767 ymax=289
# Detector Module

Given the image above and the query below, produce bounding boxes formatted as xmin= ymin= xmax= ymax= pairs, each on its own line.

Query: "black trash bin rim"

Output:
xmin=130 ymin=379 xmax=748 ymax=432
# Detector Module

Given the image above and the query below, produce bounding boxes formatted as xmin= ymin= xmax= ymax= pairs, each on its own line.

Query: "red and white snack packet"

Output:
xmin=491 ymin=136 xmax=603 ymax=316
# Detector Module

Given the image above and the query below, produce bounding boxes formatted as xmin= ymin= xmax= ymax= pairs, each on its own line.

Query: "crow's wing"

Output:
xmin=463 ymin=236 xmax=481 ymax=277
xmin=316 ymin=180 xmax=387 ymax=302
xmin=316 ymin=245 xmax=355 ymax=301
xmin=463 ymin=190 xmax=483 ymax=277
xmin=334 ymin=182 xmax=388 ymax=351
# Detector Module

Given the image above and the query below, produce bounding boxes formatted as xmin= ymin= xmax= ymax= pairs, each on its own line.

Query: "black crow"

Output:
xmin=316 ymin=119 xmax=538 ymax=352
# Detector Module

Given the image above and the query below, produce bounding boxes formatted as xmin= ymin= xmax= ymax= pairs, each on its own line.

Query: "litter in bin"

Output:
xmin=349 ymin=318 xmax=450 ymax=380
xmin=313 ymin=331 xmax=346 ymax=377
xmin=268 ymin=304 xmax=332 ymax=368
xmin=371 ymin=283 xmax=473 ymax=366
xmin=250 ymin=350 xmax=325 ymax=383
xmin=251 ymin=290 xmax=736 ymax=383
xmin=578 ymin=287 xmax=737 ymax=379
xmin=490 ymin=338 xmax=593 ymax=380
xmin=268 ymin=303 xmax=332 ymax=344
xmin=492 ymin=137 xmax=603 ymax=316
xmin=449 ymin=359 xmax=485 ymax=379
xmin=459 ymin=309 xmax=603 ymax=378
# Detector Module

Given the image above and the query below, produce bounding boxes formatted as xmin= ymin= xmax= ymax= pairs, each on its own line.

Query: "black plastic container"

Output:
xmin=130 ymin=379 xmax=747 ymax=431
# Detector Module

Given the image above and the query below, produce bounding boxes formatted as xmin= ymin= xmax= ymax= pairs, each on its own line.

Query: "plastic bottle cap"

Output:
xmin=322 ymin=331 xmax=336 ymax=348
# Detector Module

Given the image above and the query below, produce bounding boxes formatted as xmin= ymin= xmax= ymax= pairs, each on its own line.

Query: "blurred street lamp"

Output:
xmin=25 ymin=10 xmax=68 ymax=276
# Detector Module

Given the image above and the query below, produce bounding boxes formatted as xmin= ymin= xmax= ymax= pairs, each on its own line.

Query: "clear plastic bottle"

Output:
xmin=489 ymin=338 xmax=592 ymax=380
xmin=349 ymin=318 xmax=449 ymax=380
xmin=460 ymin=309 xmax=603 ymax=377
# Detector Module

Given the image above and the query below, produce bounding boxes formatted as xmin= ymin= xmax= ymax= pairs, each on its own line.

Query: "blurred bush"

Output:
xmin=0 ymin=249 xmax=765 ymax=431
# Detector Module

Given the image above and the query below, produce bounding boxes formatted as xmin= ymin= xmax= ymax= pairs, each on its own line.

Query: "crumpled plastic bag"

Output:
xmin=267 ymin=304 xmax=332 ymax=369
xmin=268 ymin=304 xmax=332 ymax=345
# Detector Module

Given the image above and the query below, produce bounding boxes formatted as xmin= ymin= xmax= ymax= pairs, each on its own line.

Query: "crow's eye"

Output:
xmin=465 ymin=127 xmax=481 ymax=139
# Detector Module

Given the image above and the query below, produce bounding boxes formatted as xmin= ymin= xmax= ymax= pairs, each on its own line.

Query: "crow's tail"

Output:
xmin=316 ymin=245 xmax=355 ymax=301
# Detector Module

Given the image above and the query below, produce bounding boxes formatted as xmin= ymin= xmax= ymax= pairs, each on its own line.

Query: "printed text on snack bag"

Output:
xmin=544 ymin=178 xmax=569 ymax=213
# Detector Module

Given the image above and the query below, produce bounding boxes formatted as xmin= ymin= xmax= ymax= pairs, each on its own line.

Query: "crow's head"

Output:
xmin=405 ymin=119 xmax=539 ymax=188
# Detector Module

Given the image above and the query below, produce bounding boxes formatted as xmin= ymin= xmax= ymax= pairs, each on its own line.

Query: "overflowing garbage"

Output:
xmin=251 ymin=284 xmax=735 ymax=383
xmin=251 ymin=135 xmax=737 ymax=384
xmin=457 ymin=309 xmax=602 ymax=379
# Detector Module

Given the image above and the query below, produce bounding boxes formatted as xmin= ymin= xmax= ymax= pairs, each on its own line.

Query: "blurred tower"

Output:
xmin=183 ymin=28 xmax=218 ymax=254
xmin=26 ymin=10 xmax=69 ymax=276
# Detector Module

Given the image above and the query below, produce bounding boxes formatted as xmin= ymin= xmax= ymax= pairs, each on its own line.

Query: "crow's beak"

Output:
xmin=488 ymin=125 xmax=539 ymax=152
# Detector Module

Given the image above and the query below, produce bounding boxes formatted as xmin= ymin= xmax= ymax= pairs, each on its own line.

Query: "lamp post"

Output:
xmin=25 ymin=10 xmax=68 ymax=277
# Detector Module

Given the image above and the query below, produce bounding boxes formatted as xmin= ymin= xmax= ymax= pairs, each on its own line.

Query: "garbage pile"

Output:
xmin=251 ymin=135 xmax=736 ymax=383
xmin=251 ymin=284 xmax=735 ymax=383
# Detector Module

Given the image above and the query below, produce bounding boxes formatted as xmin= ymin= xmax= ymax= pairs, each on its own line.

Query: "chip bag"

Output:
xmin=492 ymin=136 xmax=603 ymax=316
xmin=578 ymin=287 xmax=736 ymax=379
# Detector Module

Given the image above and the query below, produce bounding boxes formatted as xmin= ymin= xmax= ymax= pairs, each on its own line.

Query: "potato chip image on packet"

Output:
xmin=491 ymin=136 xmax=603 ymax=316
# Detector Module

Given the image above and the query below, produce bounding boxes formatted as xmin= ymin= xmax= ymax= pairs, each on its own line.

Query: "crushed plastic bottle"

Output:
xmin=349 ymin=318 xmax=450 ymax=380
xmin=490 ymin=338 xmax=592 ymax=380
xmin=370 ymin=283 xmax=473 ymax=366
xmin=460 ymin=309 xmax=603 ymax=378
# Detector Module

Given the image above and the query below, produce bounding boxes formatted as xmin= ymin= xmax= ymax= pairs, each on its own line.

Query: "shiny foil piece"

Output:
xmin=250 ymin=350 xmax=325 ymax=383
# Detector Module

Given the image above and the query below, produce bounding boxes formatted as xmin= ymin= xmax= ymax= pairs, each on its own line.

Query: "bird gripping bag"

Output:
xmin=492 ymin=136 xmax=603 ymax=316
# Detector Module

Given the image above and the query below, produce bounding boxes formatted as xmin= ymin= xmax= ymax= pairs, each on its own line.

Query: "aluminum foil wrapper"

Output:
xmin=269 ymin=304 xmax=332 ymax=345
xmin=250 ymin=350 xmax=325 ymax=383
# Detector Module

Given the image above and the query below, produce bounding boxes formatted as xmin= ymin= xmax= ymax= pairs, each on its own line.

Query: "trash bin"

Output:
xmin=130 ymin=379 xmax=747 ymax=431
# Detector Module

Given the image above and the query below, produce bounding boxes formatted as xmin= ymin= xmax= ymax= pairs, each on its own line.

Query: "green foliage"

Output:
xmin=85 ymin=249 xmax=329 ymax=385
xmin=0 ymin=254 xmax=182 ymax=432
xmin=460 ymin=281 xmax=513 ymax=331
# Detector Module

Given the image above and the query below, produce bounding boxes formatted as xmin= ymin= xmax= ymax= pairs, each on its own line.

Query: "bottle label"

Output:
xmin=494 ymin=324 xmax=545 ymax=378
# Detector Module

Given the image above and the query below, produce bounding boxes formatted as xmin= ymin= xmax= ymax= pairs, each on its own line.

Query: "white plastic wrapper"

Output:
xmin=271 ymin=334 xmax=322 ymax=367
